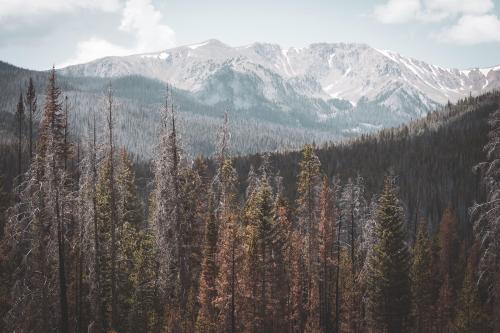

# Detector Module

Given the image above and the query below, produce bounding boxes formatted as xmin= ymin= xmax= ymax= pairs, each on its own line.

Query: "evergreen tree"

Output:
xmin=214 ymin=159 xmax=243 ymax=333
xmin=179 ymin=163 xmax=206 ymax=330
xmin=26 ymin=77 xmax=37 ymax=160
xmin=454 ymin=262 xmax=489 ymax=333
xmin=16 ymin=90 xmax=25 ymax=180
xmin=242 ymin=174 xmax=275 ymax=332
xmin=196 ymin=195 xmax=219 ymax=333
xmin=317 ymin=178 xmax=336 ymax=332
xmin=410 ymin=220 xmax=433 ymax=333
xmin=367 ymin=177 xmax=411 ymax=333
xmin=151 ymin=86 xmax=185 ymax=331
xmin=95 ymin=157 xmax=116 ymax=331
xmin=270 ymin=194 xmax=294 ymax=332
xmin=115 ymin=149 xmax=144 ymax=332
xmin=338 ymin=176 xmax=366 ymax=333
xmin=3 ymin=67 xmax=70 ymax=333
xmin=471 ymin=108 xmax=500 ymax=331
xmin=296 ymin=144 xmax=322 ymax=329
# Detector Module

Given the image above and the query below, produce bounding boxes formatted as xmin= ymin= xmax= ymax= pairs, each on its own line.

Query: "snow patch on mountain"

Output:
xmin=60 ymin=39 xmax=500 ymax=124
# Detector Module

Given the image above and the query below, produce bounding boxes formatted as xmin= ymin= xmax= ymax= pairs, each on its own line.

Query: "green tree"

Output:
xmin=410 ymin=220 xmax=433 ymax=333
xmin=454 ymin=263 xmax=489 ymax=333
xmin=367 ymin=177 xmax=411 ymax=333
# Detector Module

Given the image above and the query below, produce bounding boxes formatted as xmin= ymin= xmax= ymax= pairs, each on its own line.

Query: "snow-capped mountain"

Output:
xmin=60 ymin=39 xmax=500 ymax=124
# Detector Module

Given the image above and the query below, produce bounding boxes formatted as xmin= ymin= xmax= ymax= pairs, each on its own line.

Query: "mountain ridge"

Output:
xmin=60 ymin=39 xmax=500 ymax=114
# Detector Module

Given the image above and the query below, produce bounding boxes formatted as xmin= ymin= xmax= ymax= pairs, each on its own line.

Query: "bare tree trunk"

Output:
xmin=56 ymin=183 xmax=69 ymax=333
xmin=107 ymin=85 xmax=119 ymax=330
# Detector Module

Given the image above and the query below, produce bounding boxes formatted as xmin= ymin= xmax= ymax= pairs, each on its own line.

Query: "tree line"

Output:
xmin=0 ymin=70 xmax=498 ymax=332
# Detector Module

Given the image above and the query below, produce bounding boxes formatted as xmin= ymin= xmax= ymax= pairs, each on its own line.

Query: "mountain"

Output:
xmin=61 ymin=39 xmax=500 ymax=121
xmin=2 ymin=41 xmax=499 ymax=159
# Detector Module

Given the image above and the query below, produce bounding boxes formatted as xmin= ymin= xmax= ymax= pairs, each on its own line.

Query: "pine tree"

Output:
xmin=117 ymin=150 xmax=142 ymax=229
xmin=367 ymin=177 xmax=411 ymax=333
xmin=296 ymin=144 xmax=322 ymax=330
xmin=116 ymin=149 xmax=144 ymax=332
xmin=127 ymin=229 xmax=158 ymax=333
xmin=16 ymin=90 xmax=25 ymax=180
xmin=77 ymin=110 xmax=102 ymax=332
xmin=242 ymin=174 xmax=275 ymax=332
xmin=214 ymin=159 xmax=243 ymax=333
xmin=410 ymin=220 xmax=433 ymax=333
xmin=105 ymin=84 xmax=119 ymax=331
xmin=270 ymin=194 xmax=294 ymax=332
xmin=26 ymin=77 xmax=37 ymax=160
xmin=470 ymin=108 xmax=500 ymax=331
xmin=454 ymin=262 xmax=489 ymax=333
xmin=339 ymin=176 xmax=366 ymax=333
xmin=3 ymin=67 xmax=70 ymax=333
xmin=196 ymin=195 xmax=219 ymax=333
xmin=95 ymin=157 xmax=116 ymax=331
xmin=151 ymin=86 xmax=185 ymax=331
xmin=197 ymin=113 xmax=231 ymax=333
xmin=317 ymin=178 xmax=336 ymax=333
xmin=179 ymin=162 xmax=206 ymax=330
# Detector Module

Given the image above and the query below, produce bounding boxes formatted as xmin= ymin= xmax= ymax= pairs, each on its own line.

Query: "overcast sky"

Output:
xmin=1 ymin=0 xmax=499 ymax=70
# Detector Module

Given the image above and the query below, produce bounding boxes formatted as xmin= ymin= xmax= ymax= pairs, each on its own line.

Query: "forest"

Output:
xmin=0 ymin=68 xmax=499 ymax=333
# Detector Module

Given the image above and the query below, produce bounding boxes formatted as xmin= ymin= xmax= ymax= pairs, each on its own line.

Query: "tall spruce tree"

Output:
xmin=410 ymin=220 xmax=433 ymax=333
xmin=296 ymin=144 xmax=322 ymax=330
xmin=471 ymin=108 xmax=500 ymax=331
xmin=215 ymin=159 xmax=243 ymax=333
xmin=26 ymin=77 xmax=37 ymax=159
xmin=3 ymin=67 xmax=70 ymax=333
xmin=16 ymin=91 xmax=25 ymax=180
xmin=242 ymin=173 xmax=275 ymax=333
xmin=367 ymin=177 xmax=411 ymax=333
xmin=454 ymin=262 xmax=489 ymax=333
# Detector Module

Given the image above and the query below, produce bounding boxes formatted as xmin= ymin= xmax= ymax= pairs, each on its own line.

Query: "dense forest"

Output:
xmin=0 ymin=69 xmax=499 ymax=333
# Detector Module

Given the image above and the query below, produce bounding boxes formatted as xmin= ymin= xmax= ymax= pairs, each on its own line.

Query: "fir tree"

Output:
xmin=311 ymin=178 xmax=336 ymax=333
xmin=151 ymin=86 xmax=185 ymax=331
xmin=470 ymin=108 xmax=500 ymax=331
xmin=242 ymin=174 xmax=275 ymax=333
xmin=16 ymin=90 xmax=25 ymax=180
xmin=410 ymin=220 xmax=433 ymax=333
xmin=26 ymin=77 xmax=37 ymax=160
xmin=296 ymin=144 xmax=322 ymax=330
xmin=454 ymin=262 xmax=489 ymax=333
xmin=196 ymin=195 xmax=219 ymax=333
xmin=367 ymin=177 xmax=411 ymax=333
xmin=214 ymin=159 xmax=243 ymax=333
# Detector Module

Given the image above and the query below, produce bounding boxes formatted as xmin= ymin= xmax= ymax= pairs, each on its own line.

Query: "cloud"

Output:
xmin=58 ymin=0 xmax=176 ymax=67
xmin=58 ymin=37 xmax=130 ymax=67
xmin=436 ymin=14 xmax=500 ymax=44
xmin=0 ymin=0 xmax=121 ymax=22
xmin=372 ymin=0 xmax=500 ymax=45
xmin=373 ymin=0 xmax=421 ymax=24
xmin=119 ymin=0 xmax=175 ymax=53
xmin=373 ymin=0 xmax=495 ymax=23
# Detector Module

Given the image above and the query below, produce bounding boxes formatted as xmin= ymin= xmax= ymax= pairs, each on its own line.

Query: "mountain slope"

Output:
xmin=233 ymin=91 xmax=499 ymax=231
xmin=61 ymin=39 xmax=500 ymax=120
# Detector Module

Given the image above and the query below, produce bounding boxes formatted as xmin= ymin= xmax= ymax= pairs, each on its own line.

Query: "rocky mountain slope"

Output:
xmin=61 ymin=39 xmax=500 ymax=122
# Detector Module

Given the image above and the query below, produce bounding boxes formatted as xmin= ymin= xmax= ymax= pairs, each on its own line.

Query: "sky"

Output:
xmin=1 ymin=0 xmax=499 ymax=70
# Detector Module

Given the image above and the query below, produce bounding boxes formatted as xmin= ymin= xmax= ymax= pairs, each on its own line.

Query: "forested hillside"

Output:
xmin=0 ymin=60 xmax=352 ymax=159
xmin=0 ymin=69 xmax=499 ymax=333
xmin=234 ymin=92 xmax=496 ymax=234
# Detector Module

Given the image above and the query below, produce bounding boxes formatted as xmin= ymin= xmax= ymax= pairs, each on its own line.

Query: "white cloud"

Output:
xmin=373 ymin=0 xmax=500 ymax=45
xmin=373 ymin=0 xmax=495 ymax=23
xmin=436 ymin=14 xmax=500 ymax=44
xmin=119 ymin=0 xmax=175 ymax=53
xmin=58 ymin=37 xmax=130 ymax=67
xmin=0 ymin=0 xmax=121 ymax=21
xmin=373 ymin=0 xmax=421 ymax=24
xmin=58 ymin=0 xmax=176 ymax=67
